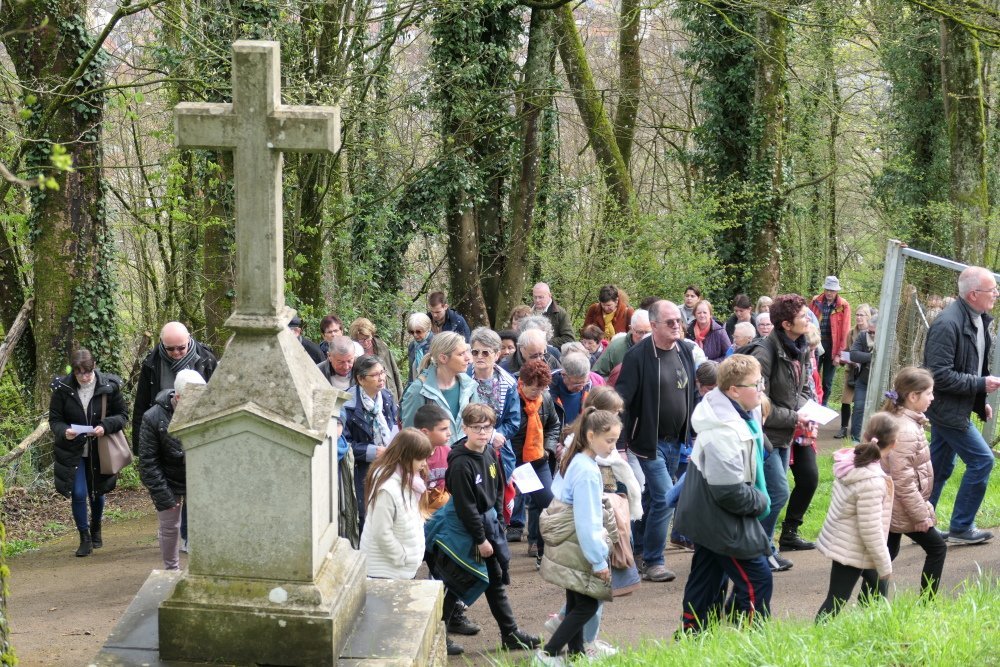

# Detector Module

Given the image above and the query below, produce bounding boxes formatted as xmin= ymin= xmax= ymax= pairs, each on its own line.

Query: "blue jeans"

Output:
xmin=929 ymin=420 xmax=995 ymax=533
xmin=850 ymin=381 xmax=868 ymax=442
xmin=760 ymin=447 xmax=790 ymax=548
xmin=71 ymin=458 xmax=105 ymax=531
xmin=525 ymin=459 xmax=555 ymax=555
xmin=634 ymin=440 xmax=679 ymax=567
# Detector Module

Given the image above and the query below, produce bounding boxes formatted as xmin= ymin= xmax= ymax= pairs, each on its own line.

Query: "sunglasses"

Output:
xmin=408 ymin=329 xmax=425 ymax=335
xmin=163 ymin=344 xmax=188 ymax=353
xmin=470 ymin=349 xmax=493 ymax=357
xmin=657 ymin=318 xmax=683 ymax=328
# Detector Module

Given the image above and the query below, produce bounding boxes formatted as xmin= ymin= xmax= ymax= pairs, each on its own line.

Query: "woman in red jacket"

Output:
xmin=582 ymin=285 xmax=633 ymax=339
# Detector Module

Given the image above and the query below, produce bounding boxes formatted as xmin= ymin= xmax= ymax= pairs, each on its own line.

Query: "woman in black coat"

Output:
xmin=48 ymin=349 xmax=128 ymax=556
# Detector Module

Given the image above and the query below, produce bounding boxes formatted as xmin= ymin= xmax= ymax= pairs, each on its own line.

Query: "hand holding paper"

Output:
xmin=797 ymin=400 xmax=839 ymax=426
xmin=510 ymin=462 xmax=543 ymax=494
xmin=71 ymin=424 xmax=96 ymax=435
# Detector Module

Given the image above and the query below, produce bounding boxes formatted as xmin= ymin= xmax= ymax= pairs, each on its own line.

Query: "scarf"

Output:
xmin=77 ymin=376 xmax=97 ymax=413
xmin=517 ymin=383 xmax=545 ymax=462
xmin=160 ymin=337 xmax=201 ymax=373
xmin=359 ymin=387 xmax=393 ymax=447
xmin=602 ymin=311 xmax=616 ymax=339
xmin=694 ymin=321 xmax=710 ymax=348
xmin=475 ymin=372 xmax=503 ymax=413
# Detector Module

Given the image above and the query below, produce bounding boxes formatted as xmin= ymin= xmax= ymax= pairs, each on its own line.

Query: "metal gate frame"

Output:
xmin=866 ymin=240 xmax=1000 ymax=443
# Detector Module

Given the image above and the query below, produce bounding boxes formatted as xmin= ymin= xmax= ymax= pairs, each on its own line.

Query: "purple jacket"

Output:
xmin=687 ymin=319 xmax=731 ymax=363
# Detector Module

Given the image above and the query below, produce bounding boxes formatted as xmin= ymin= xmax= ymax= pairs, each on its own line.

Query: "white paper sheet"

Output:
xmin=510 ymin=462 xmax=544 ymax=494
xmin=71 ymin=424 xmax=96 ymax=435
xmin=839 ymin=350 xmax=851 ymax=363
xmin=797 ymin=400 xmax=839 ymax=426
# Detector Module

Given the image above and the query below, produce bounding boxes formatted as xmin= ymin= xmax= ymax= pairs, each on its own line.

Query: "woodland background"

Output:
xmin=1 ymin=0 xmax=1000 ymax=657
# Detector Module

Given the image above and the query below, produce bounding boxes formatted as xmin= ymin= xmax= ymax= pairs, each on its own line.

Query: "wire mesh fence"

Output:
xmin=864 ymin=241 xmax=1000 ymax=445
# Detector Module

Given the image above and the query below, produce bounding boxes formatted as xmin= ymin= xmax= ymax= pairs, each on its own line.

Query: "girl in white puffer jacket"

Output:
xmin=815 ymin=412 xmax=897 ymax=620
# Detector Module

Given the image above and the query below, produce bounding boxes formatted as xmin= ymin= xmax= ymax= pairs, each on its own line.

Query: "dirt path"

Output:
xmin=8 ymin=422 xmax=1000 ymax=665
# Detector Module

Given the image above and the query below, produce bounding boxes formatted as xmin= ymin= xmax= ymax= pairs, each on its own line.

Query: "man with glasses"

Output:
xmin=502 ymin=328 xmax=562 ymax=374
xmin=132 ymin=321 xmax=218 ymax=443
xmin=615 ymin=300 xmax=698 ymax=582
xmin=748 ymin=294 xmax=813 ymax=571
xmin=593 ymin=309 xmax=651 ymax=379
xmin=925 ymin=266 xmax=1000 ymax=544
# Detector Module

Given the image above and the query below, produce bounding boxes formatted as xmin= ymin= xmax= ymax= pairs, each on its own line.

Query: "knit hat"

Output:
xmin=175 ymin=369 xmax=207 ymax=394
xmin=823 ymin=276 xmax=841 ymax=291
xmin=288 ymin=315 xmax=303 ymax=328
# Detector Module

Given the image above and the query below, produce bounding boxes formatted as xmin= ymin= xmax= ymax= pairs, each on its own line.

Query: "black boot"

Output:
xmin=90 ymin=520 xmax=103 ymax=549
xmin=779 ymin=525 xmax=815 ymax=551
xmin=75 ymin=529 xmax=93 ymax=557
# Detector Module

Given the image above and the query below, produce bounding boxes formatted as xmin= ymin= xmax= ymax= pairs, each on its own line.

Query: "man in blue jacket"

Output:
xmin=925 ymin=266 xmax=1000 ymax=545
xmin=616 ymin=300 xmax=697 ymax=583
xmin=428 ymin=291 xmax=471 ymax=342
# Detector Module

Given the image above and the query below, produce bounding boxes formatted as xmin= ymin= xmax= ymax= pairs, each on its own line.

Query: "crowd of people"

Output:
xmin=46 ymin=269 xmax=1000 ymax=664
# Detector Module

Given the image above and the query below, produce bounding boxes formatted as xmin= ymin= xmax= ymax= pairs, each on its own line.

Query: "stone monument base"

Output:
xmin=94 ymin=569 xmax=446 ymax=666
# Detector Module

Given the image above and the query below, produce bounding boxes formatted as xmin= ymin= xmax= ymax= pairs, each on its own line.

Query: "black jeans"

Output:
xmin=819 ymin=347 xmax=836 ymax=406
xmin=887 ymin=528 xmax=947 ymax=596
xmin=815 ymin=560 xmax=887 ymax=620
xmin=784 ymin=443 xmax=818 ymax=530
xmin=544 ymin=589 xmax=599 ymax=656
xmin=441 ymin=555 xmax=517 ymax=635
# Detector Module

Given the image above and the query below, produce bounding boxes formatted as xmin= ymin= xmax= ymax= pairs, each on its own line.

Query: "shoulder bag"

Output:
xmin=97 ymin=394 xmax=132 ymax=475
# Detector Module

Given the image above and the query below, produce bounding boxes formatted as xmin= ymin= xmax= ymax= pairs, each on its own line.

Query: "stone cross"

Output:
xmin=174 ymin=40 xmax=339 ymax=329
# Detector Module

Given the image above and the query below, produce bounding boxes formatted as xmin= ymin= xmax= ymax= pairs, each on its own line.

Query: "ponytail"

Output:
xmin=881 ymin=366 xmax=933 ymax=414
xmin=559 ymin=407 xmax=621 ymax=476
xmin=855 ymin=411 xmax=898 ymax=467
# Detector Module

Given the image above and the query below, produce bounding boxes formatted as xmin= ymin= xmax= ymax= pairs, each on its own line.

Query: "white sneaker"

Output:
xmin=532 ymin=649 xmax=566 ymax=666
xmin=585 ymin=639 xmax=618 ymax=658
xmin=543 ymin=613 xmax=563 ymax=635
xmin=180 ymin=540 xmax=189 ymax=554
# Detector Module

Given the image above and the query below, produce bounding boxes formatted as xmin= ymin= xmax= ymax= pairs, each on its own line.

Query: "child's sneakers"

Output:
xmin=532 ymin=649 xmax=566 ymax=666
xmin=585 ymin=639 xmax=618 ymax=658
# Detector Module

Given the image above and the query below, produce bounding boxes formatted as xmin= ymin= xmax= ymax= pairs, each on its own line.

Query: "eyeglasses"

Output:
xmin=470 ymin=349 xmax=493 ymax=357
xmin=364 ymin=370 xmax=387 ymax=379
xmin=527 ymin=351 xmax=546 ymax=360
xmin=632 ymin=329 xmax=652 ymax=336
xmin=973 ymin=287 xmax=1000 ymax=296
xmin=655 ymin=318 xmax=683 ymax=328
xmin=408 ymin=329 xmax=425 ymax=336
xmin=735 ymin=379 xmax=766 ymax=391
xmin=163 ymin=344 xmax=188 ymax=353
xmin=466 ymin=424 xmax=493 ymax=434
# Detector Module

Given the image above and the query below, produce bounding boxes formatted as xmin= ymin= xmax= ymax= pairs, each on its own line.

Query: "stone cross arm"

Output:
xmin=174 ymin=104 xmax=340 ymax=154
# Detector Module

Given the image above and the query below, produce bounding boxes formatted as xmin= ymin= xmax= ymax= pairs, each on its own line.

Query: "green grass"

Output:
xmin=103 ymin=507 xmax=143 ymax=522
xmin=794 ymin=451 xmax=1000 ymax=541
xmin=502 ymin=580 xmax=1000 ymax=666
xmin=3 ymin=538 xmax=39 ymax=558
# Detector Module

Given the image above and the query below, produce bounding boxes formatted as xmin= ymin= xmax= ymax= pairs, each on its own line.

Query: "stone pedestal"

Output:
xmin=158 ymin=314 xmax=364 ymax=665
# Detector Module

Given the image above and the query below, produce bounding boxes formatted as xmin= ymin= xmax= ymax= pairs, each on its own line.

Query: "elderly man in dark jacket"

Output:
xmin=925 ymin=266 xmax=1000 ymax=545
xmin=748 ymin=294 xmax=813 ymax=571
xmin=132 ymin=321 xmax=217 ymax=442
xmin=138 ymin=369 xmax=206 ymax=570
xmin=532 ymin=282 xmax=576 ymax=347
xmin=616 ymin=300 xmax=697 ymax=583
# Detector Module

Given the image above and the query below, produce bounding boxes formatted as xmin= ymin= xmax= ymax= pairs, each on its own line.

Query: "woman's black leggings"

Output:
xmin=784 ymin=443 xmax=818 ymax=529
xmin=816 ymin=561 xmax=887 ymax=620
xmin=544 ymin=589 xmax=599 ymax=656
xmin=887 ymin=529 xmax=947 ymax=596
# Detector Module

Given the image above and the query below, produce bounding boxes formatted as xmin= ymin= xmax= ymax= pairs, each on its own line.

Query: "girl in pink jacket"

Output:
xmin=881 ymin=367 xmax=947 ymax=596
xmin=815 ymin=413 xmax=897 ymax=620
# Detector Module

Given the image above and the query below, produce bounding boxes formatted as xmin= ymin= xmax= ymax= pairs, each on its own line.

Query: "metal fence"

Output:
xmin=865 ymin=240 xmax=1000 ymax=445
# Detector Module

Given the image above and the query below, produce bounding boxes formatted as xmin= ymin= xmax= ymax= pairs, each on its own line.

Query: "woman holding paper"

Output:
xmin=48 ymin=349 xmax=128 ymax=557
xmin=511 ymin=359 xmax=562 ymax=568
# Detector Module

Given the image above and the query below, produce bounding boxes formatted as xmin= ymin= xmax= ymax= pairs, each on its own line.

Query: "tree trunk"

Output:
xmin=555 ymin=4 xmax=638 ymax=231
xmin=1 ymin=1 xmax=115 ymax=406
xmin=750 ymin=7 xmax=787 ymax=297
xmin=495 ymin=7 xmax=556 ymax=326
xmin=614 ymin=0 xmax=641 ymax=168
xmin=447 ymin=201 xmax=489 ymax=328
xmin=939 ymin=17 xmax=990 ymax=264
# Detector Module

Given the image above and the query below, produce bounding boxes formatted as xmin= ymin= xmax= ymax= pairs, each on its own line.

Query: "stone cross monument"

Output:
xmin=138 ymin=41 xmax=445 ymax=665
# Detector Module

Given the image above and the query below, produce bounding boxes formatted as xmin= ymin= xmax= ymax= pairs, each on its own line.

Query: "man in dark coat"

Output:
xmin=427 ymin=291 xmax=471 ymax=342
xmin=531 ymin=282 xmax=575 ymax=347
xmin=925 ymin=266 xmax=1000 ymax=545
xmin=616 ymin=300 xmax=697 ymax=583
xmin=132 ymin=321 xmax=217 ymax=441
xmin=289 ymin=314 xmax=324 ymax=364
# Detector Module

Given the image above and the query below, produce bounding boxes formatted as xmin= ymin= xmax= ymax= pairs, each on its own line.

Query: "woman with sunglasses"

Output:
xmin=405 ymin=312 xmax=434 ymax=387
xmin=468 ymin=327 xmax=519 ymax=480
xmin=49 ymin=348 xmax=128 ymax=557
xmin=341 ymin=354 xmax=400 ymax=532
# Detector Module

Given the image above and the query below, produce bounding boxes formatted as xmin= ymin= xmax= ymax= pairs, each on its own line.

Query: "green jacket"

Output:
xmin=539 ymin=498 xmax=617 ymax=601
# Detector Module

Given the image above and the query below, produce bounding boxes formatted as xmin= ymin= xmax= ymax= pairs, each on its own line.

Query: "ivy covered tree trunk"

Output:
xmin=749 ymin=7 xmax=787 ymax=297
xmin=939 ymin=17 xmax=990 ymax=264
xmin=614 ymin=0 xmax=641 ymax=168
xmin=495 ymin=6 xmax=556 ymax=326
xmin=1 ymin=1 xmax=118 ymax=406
xmin=555 ymin=4 xmax=638 ymax=232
